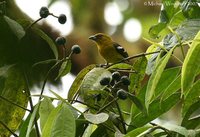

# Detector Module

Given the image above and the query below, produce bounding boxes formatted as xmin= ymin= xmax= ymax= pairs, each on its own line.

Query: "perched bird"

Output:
xmin=89 ymin=33 xmax=129 ymax=63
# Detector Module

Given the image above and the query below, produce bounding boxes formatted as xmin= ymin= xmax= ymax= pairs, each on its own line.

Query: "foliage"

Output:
xmin=0 ymin=0 xmax=200 ymax=137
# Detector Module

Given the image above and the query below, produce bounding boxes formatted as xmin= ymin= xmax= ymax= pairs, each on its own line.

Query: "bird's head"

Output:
xmin=89 ymin=33 xmax=113 ymax=45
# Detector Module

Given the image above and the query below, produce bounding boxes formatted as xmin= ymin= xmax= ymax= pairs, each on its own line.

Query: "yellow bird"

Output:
xmin=89 ymin=33 xmax=129 ymax=63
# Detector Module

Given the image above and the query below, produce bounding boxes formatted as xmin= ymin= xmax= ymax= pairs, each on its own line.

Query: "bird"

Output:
xmin=89 ymin=33 xmax=129 ymax=64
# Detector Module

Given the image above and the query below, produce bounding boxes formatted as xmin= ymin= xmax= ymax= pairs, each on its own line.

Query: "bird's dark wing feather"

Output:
xmin=113 ymin=43 xmax=128 ymax=58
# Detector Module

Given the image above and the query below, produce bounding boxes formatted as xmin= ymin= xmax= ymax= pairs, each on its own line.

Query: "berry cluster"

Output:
xmin=99 ymin=71 xmax=130 ymax=100
xmin=55 ymin=36 xmax=81 ymax=57
xmin=39 ymin=7 xmax=67 ymax=24
xmin=27 ymin=6 xmax=67 ymax=30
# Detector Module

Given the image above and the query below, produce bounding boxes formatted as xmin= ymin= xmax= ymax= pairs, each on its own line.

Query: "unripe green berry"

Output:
xmin=120 ymin=76 xmax=130 ymax=85
xmin=55 ymin=37 xmax=66 ymax=46
xmin=58 ymin=14 xmax=67 ymax=24
xmin=39 ymin=7 xmax=49 ymax=18
xmin=100 ymin=77 xmax=111 ymax=86
xmin=112 ymin=72 xmax=121 ymax=81
xmin=117 ymin=89 xmax=127 ymax=100
xmin=71 ymin=45 xmax=81 ymax=54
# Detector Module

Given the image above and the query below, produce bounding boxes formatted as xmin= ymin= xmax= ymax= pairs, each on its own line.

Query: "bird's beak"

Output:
xmin=89 ymin=35 xmax=97 ymax=41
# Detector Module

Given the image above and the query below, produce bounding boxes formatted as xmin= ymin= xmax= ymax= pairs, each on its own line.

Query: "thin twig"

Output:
xmin=38 ymin=60 xmax=62 ymax=101
xmin=102 ymin=123 xmax=116 ymax=133
xmin=23 ymin=71 xmax=40 ymax=137
xmin=114 ymin=100 xmax=127 ymax=134
xmin=107 ymin=51 xmax=161 ymax=68
xmin=150 ymin=122 xmax=171 ymax=135
xmin=97 ymin=98 xmax=118 ymax=113
xmin=71 ymin=100 xmax=99 ymax=111
xmin=26 ymin=18 xmax=43 ymax=30
xmin=49 ymin=13 xmax=58 ymax=18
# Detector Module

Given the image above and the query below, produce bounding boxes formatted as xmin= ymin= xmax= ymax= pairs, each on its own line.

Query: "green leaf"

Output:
xmin=149 ymin=22 xmax=167 ymax=39
xmin=145 ymin=44 xmax=158 ymax=60
xmin=162 ymin=0 xmax=177 ymax=19
xmin=147 ymin=20 xmax=200 ymax=75
xmin=181 ymin=31 xmax=200 ymax=96
xmin=129 ymin=56 xmax=147 ymax=94
xmin=182 ymin=1 xmax=200 ymax=19
xmin=181 ymin=100 xmax=200 ymax=129
xmin=42 ymin=103 xmax=76 ymax=137
xmin=145 ymin=44 xmax=160 ymax=75
xmin=128 ymin=93 xmax=146 ymax=114
xmin=32 ymin=27 xmax=58 ymax=59
xmin=163 ymin=19 xmax=200 ymax=50
xmin=68 ymin=64 xmax=96 ymax=102
xmin=26 ymin=104 xmax=39 ymax=137
xmin=182 ymin=80 xmax=200 ymax=117
xmin=80 ymin=67 xmax=112 ymax=104
xmin=75 ymin=115 xmax=89 ymax=137
xmin=82 ymin=124 xmax=97 ymax=137
xmin=0 ymin=65 xmax=28 ymax=137
xmin=148 ymin=0 xmax=179 ymax=39
xmin=49 ymin=89 xmax=79 ymax=118
xmin=39 ymin=97 xmax=55 ymax=131
xmin=124 ymin=126 xmax=152 ymax=137
xmin=155 ymin=66 xmax=181 ymax=97
xmin=32 ymin=59 xmax=57 ymax=68
xmin=169 ymin=11 xmax=186 ymax=26
xmin=161 ymin=123 xmax=198 ymax=136
xmin=161 ymin=74 xmax=181 ymax=101
xmin=55 ymin=59 xmax=71 ymax=80
xmin=114 ymin=130 xmax=124 ymax=137
xmin=130 ymin=67 xmax=181 ymax=125
xmin=182 ymin=114 xmax=200 ymax=129
xmin=145 ymin=48 xmax=173 ymax=111
xmin=19 ymin=113 xmax=31 ymax=137
xmin=159 ymin=9 xmax=169 ymax=23
xmin=130 ymin=92 xmax=180 ymax=128
xmin=3 ymin=16 xmax=25 ymax=40
xmin=84 ymin=113 xmax=109 ymax=124
xmin=90 ymin=125 xmax=110 ymax=137
xmin=107 ymin=63 xmax=132 ymax=70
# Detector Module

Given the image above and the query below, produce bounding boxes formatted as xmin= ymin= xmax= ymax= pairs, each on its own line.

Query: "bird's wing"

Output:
xmin=113 ymin=43 xmax=129 ymax=58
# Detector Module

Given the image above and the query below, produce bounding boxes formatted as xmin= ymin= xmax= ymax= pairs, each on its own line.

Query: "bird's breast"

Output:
xmin=98 ymin=45 xmax=124 ymax=63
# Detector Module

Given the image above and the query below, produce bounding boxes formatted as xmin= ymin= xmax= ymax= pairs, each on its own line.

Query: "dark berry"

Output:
xmin=100 ymin=77 xmax=111 ymax=86
xmin=58 ymin=14 xmax=67 ymax=24
xmin=112 ymin=72 xmax=121 ymax=81
xmin=55 ymin=37 xmax=66 ymax=46
xmin=120 ymin=76 xmax=130 ymax=85
xmin=39 ymin=7 xmax=49 ymax=18
xmin=71 ymin=45 xmax=81 ymax=54
xmin=117 ymin=89 xmax=127 ymax=100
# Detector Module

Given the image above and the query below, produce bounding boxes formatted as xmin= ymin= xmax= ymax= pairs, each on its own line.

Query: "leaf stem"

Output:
xmin=38 ymin=60 xmax=62 ymax=101
xmin=23 ymin=71 xmax=40 ymax=137
xmin=114 ymin=100 xmax=127 ymax=134
xmin=26 ymin=18 xmax=43 ymax=30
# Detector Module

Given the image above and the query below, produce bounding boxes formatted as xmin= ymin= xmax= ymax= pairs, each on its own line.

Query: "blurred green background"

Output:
xmin=12 ymin=0 xmax=162 ymax=74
